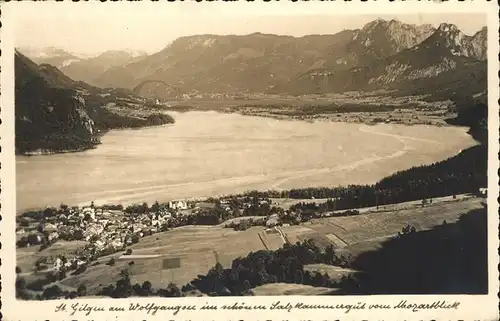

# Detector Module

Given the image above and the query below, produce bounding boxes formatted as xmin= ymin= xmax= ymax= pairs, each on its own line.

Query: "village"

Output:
xmin=15 ymin=195 xmax=307 ymax=275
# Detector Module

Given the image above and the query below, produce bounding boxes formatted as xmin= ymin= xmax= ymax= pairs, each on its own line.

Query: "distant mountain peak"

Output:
xmin=96 ymin=49 xmax=147 ymax=59
xmin=437 ymin=23 xmax=460 ymax=33
xmin=423 ymin=24 xmax=486 ymax=60
xmin=361 ymin=18 xmax=396 ymax=32
xmin=361 ymin=18 xmax=432 ymax=33
xmin=18 ymin=46 xmax=82 ymax=69
xmin=90 ymin=19 xmax=486 ymax=95
xmin=352 ymin=19 xmax=435 ymax=59
xmin=473 ymin=26 xmax=487 ymax=39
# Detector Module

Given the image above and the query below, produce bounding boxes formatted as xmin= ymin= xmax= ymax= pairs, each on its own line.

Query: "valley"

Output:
xmin=13 ymin=15 xmax=490 ymax=300
xmin=158 ymin=91 xmax=455 ymax=126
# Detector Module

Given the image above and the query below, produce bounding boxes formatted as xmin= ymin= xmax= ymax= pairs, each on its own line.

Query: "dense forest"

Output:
xmin=446 ymin=95 xmax=488 ymax=143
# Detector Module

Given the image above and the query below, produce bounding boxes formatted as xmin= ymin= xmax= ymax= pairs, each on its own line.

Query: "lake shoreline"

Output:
xmin=221 ymin=108 xmax=453 ymax=127
xmin=16 ymin=124 xmax=176 ymax=157
xmin=19 ymin=145 xmax=100 ymax=157
xmin=15 ymin=109 xmax=459 ymax=157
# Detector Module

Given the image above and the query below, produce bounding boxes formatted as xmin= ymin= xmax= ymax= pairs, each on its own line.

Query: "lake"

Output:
xmin=16 ymin=111 xmax=477 ymax=212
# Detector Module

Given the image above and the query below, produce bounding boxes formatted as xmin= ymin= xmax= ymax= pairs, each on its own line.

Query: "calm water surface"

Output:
xmin=16 ymin=111 xmax=477 ymax=212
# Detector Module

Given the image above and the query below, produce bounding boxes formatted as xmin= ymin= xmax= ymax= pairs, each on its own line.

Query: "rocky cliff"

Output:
xmin=15 ymin=50 xmax=99 ymax=154
xmin=15 ymin=51 xmax=175 ymax=155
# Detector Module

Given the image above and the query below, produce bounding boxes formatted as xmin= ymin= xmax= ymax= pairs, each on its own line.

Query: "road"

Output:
xmin=325 ymin=193 xmax=473 ymax=217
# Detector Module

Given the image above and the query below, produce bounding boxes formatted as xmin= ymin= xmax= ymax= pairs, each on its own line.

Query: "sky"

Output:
xmin=11 ymin=2 xmax=487 ymax=57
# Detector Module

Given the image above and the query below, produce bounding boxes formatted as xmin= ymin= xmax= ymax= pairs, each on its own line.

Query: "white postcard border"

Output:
xmin=1 ymin=1 xmax=498 ymax=320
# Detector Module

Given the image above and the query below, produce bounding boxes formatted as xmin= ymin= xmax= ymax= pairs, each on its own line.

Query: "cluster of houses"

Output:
xmin=16 ymin=200 xmax=193 ymax=250
xmin=16 ymin=196 xmax=303 ymax=274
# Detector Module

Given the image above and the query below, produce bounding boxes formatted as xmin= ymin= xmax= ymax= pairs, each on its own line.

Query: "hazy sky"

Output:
xmin=11 ymin=2 xmax=487 ymax=56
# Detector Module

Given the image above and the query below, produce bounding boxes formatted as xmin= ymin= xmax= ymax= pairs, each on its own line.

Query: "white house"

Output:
xmin=94 ymin=240 xmax=106 ymax=251
xmin=76 ymin=260 xmax=86 ymax=267
xmin=101 ymin=211 xmax=112 ymax=218
xmin=48 ymin=231 xmax=59 ymax=242
xmin=43 ymin=223 xmax=58 ymax=233
xmin=132 ymin=224 xmax=144 ymax=233
xmin=266 ymin=214 xmax=280 ymax=228
xmin=111 ymin=238 xmax=124 ymax=249
xmin=53 ymin=258 xmax=63 ymax=271
xmin=82 ymin=207 xmax=96 ymax=221
xmin=84 ymin=224 xmax=104 ymax=240
xmin=169 ymin=200 xmax=188 ymax=210
xmin=161 ymin=212 xmax=172 ymax=219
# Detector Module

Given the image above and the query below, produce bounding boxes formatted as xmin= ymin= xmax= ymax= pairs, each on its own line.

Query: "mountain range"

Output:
xmin=83 ymin=19 xmax=486 ymax=99
xmin=22 ymin=19 xmax=487 ymax=100
xmin=60 ymin=50 xmax=147 ymax=86
xmin=21 ymin=47 xmax=147 ymax=85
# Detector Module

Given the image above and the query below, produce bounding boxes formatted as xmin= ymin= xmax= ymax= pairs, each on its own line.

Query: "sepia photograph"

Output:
xmin=1 ymin=2 xmax=498 ymax=319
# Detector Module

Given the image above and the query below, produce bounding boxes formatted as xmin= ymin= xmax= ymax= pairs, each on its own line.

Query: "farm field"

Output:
xmin=250 ymin=283 xmax=339 ymax=295
xmin=271 ymin=193 xmax=471 ymax=214
xmin=271 ymin=198 xmax=331 ymax=210
xmin=258 ymin=229 xmax=285 ymax=251
xmin=281 ymin=197 xmax=484 ymax=252
xmin=17 ymin=240 xmax=88 ymax=274
xmin=218 ymin=216 xmax=266 ymax=227
xmin=162 ymin=93 xmax=455 ymax=127
xmin=60 ymin=225 xmax=273 ymax=292
xmin=304 ymin=264 xmax=357 ymax=280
